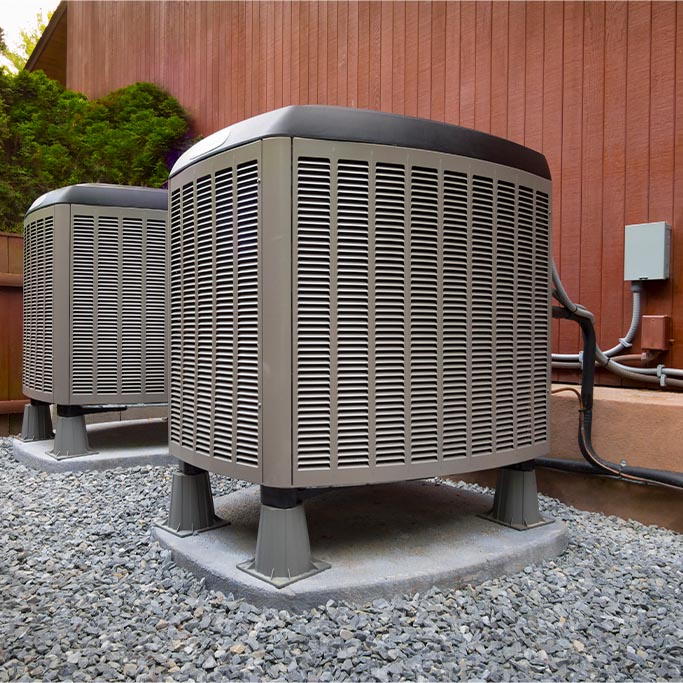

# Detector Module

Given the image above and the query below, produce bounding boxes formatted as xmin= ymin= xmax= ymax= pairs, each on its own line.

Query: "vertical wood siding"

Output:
xmin=66 ymin=0 xmax=683 ymax=374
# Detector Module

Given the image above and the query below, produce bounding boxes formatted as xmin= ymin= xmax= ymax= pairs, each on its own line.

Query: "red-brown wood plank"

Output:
xmin=490 ymin=1 xmax=509 ymax=138
xmin=0 ymin=290 xmax=10 ymax=403
xmin=600 ymin=1 xmax=629 ymax=383
xmin=474 ymin=0 xmax=492 ymax=132
xmin=578 ymin=2 xmax=605 ymax=343
xmin=347 ymin=1 xmax=358 ymax=107
xmin=524 ymin=1 xmax=543 ymax=151
xmin=459 ymin=1 xmax=476 ymax=128
xmin=646 ymin=1 xmax=676 ymax=321
xmin=672 ymin=3 xmax=683 ymax=370
xmin=558 ymin=1 xmax=584 ymax=367
xmin=623 ymin=1 xmax=652 ymax=377
xmin=507 ymin=1 xmax=525 ymax=144
xmin=290 ymin=2 xmax=301 ymax=106
xmin=444 ymin=1 xmax=460 ymax=124
xmin=404 ymin=2 xmax=419 ymax=117
xmin=542 ymin=2 xmax=563 ymax=371
xmin=317 ymin=1 xmax=328 ymax=105
xmin=282 ymin=1 xmax=292 ymax=107
xmin=356 ymin=2 xmax=370 ymax=110
xmin=417 ymin=1 xmax=432 ymax=118
xmin=430 ymin=2 xmax=446 ymax=122
xmin=327 ymin=1 xmax=338 ymax=106
xmin=392 ymin=1 xmax=406 ymax=115
xmin=337 ymin=1 xmax=349 ymax=106
xmin=380 ymin=1 xmax=393 ymax=112
xmin=368 ymin=1 xmax=382 ymax=111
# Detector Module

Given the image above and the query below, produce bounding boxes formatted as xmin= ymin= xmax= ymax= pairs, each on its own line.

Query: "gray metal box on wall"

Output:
xmin=23 ymin=184 xmax=168 ymax=406
xmin=168 ymin=106 xmax=552 ymax=489
xmin=623 ymin=222 xmax=671 ymax=281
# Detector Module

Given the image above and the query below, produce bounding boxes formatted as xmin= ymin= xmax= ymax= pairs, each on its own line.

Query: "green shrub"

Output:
xmin=0 ymin=71 xmax=192 ymax=232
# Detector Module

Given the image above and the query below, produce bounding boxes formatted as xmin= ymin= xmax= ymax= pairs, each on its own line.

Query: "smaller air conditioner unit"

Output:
xmin=21 ymin=184 xmax=168 ymax=457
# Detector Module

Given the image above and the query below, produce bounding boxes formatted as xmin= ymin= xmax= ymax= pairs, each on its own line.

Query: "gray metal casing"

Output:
xmin=23 ymin=185 xmax=168 ymax=406
xmin=623 ymin=222 xmax=671 ymax=281
xmin=168 ymin=111 xmax=552 ymax=489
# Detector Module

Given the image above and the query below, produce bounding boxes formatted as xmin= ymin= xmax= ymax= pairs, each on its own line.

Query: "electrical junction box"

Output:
xmin=624 ymin=222 xmax=671 ymax=281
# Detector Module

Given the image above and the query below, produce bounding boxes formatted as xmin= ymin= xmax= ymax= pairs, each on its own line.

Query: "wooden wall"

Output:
xmin=65 ymin=0 xmax=683 ymax=376
xmin=0 ymin=233 xmax=25 ymax=436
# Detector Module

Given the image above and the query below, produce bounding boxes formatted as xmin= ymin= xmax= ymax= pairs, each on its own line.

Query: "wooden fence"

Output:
xmin=0 ymin=232 xmax=25 ymax=436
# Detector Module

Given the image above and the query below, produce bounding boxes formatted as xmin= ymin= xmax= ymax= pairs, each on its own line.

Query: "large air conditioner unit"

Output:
xmin=21 ymin=184 xmax=168 ymax=456
xmin=163 ymin=106 xmax=552 ymax=586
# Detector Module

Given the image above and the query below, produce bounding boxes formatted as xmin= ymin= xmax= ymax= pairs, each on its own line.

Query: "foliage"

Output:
xmin=1 ymin=11 xmax=52 ymax=73
xmin=0 ymin=71 xmax=191 ymax=232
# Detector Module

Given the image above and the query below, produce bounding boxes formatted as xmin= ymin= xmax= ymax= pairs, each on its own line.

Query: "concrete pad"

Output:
xmin=12 ymin=418 xmax=173 ymax=473
xmin=154 ymin=480 xmax=568 ymax=610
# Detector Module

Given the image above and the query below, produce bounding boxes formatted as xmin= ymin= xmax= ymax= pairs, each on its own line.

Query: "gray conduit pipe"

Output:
xmin=551 ymin=262 xmax=683 ymax=389
xmin=552 ymin=279 xmax=642 ymax=362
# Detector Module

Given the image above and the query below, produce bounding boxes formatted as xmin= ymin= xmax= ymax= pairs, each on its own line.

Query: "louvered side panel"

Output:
xmin=195 ymin=175 xmax=214 ymax=455
xmin=409 ymin=167 xmax=439 ymax=464
xmin=181 ymin=183 xmax=197 ymax=449
xmin=22 ymin=220 xmax=32 ymax=390
xmin=22 ymin=216 xmax=54 ymax=395
xmin=534 ymin=191 xmax=551 ymax=442
xmin=42 ymin=218 xmax=54 ymax=394
xmin=235 ymin=160 xmax=260 ymax=467
xmin=295 ymin=158 xmax=332 ymax=470
xmin=470 ymin=176 xmax=495 ymax=457
xmin=144 ymin=218 xmax=167 ymax=395
xmin=169 ymin=190 xmax=182 ymax=444
xmin=71 ymin=215 xmax=96 ymax=395
xmin=375 ymin=163 xmax=406 ymax=466
xmin=495 ymin=181 xmax=517 ymax=451
xmin=95 ymin=216 xmax=120 ymax=395
xmin=213 ymin=167 xmax=235 ymax=461
xmin=337 ymin=160 xmax=370 ymax=468
xmin=442 ymin=171 xmax=469 ymax=459
xmin=516 ymin=187 xmax=535 ymax=446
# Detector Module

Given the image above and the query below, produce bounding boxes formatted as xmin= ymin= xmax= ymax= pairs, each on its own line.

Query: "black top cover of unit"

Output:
xmin=26 ymin=183 xmax=168 ymax=217
xmin=171 ymin=105 xmax=551 ymax=180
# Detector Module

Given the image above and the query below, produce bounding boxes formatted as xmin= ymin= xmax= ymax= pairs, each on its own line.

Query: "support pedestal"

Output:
xmin=238 ymin=486 xmax=330 ymax=588
xmin=49 ymin=410 xmax=94 ymax=458
xmin=19 ymin=400 xmax=53 ymax=442
xmin=157 ymin=461 xmax=228 ymax=537
xmin=480 ymin=462 xmax=552 ymax=530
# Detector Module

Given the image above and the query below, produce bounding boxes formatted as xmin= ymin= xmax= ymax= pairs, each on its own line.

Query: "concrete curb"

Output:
xmin=153 ymin=481 xmax=569 ymax=610
xmin=12 ymin=418 xmax=173 ymax=473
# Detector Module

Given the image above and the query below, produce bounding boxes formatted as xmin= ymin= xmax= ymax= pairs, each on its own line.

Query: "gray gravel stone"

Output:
xmin=0 ymin=437 xmax=681 ymax=681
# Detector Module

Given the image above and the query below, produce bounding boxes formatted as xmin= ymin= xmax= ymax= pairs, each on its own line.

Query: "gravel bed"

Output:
xmin=0 ymin=436 xmax=681 ymax=682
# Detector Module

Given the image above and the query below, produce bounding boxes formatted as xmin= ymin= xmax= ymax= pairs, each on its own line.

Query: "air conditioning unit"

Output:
xmin=21 ymin=184 xmax=168 ymax=456
xmin=164 ymin=106 xmax=552 ymax=586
